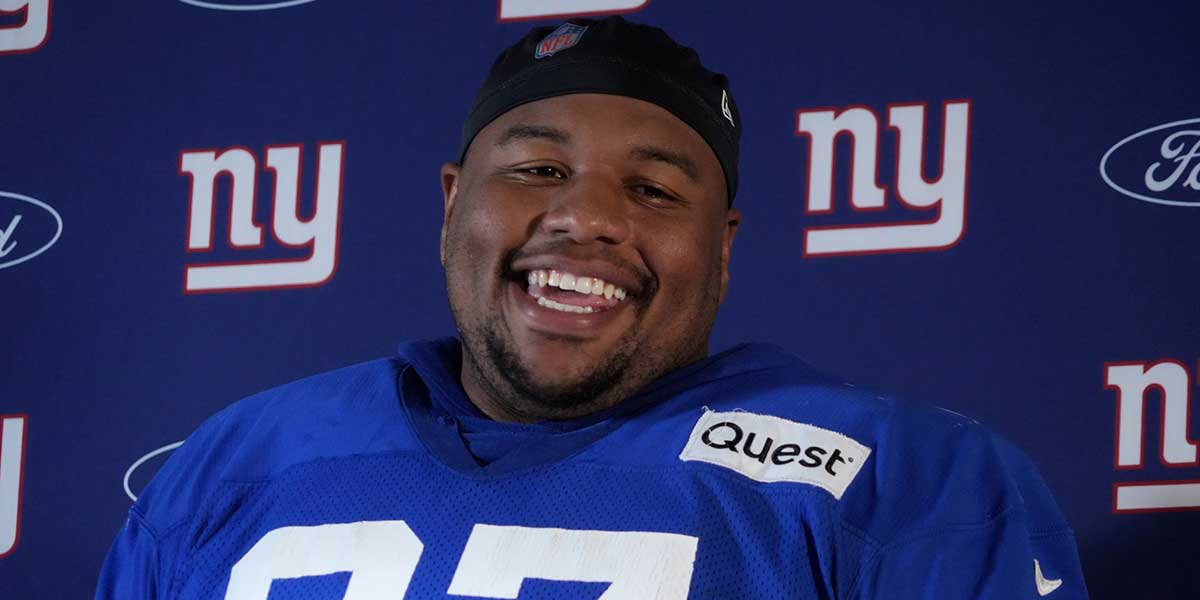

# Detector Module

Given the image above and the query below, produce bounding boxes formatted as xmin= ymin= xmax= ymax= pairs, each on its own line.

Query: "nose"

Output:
xmin=539 ymin=172 xmax=630 ymax=245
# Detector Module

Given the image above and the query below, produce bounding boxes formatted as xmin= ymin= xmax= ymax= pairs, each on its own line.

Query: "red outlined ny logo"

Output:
xmin=795 ymin=100 xmax=971 ymax=257
xmin=178 ymin=142 xmax=344 ymax=293
xmin=1105 ymin=360 xmax=1200 ymax=513
xmin=0 ymin=0 xmax=50 ymax=54
xmin=0 ymin=415 xmax=27 ymax=559
xmin=497 ymin=0 xmax=648 ymax=22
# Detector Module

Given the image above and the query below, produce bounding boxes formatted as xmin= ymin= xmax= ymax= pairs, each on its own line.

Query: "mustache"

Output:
xmin=500 ymin=241 xmax=658 ymax=298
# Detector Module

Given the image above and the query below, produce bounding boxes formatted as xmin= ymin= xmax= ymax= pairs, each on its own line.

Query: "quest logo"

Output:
xmin=679 ymin=410 xmax=871 ymax=499
xmin=0 ymin=0 xmax=50 ymax=54
xmin=176 ymin=0 xmax=317 ymax=11
xmin=0 ymin=190 xmax=63 ymax=271
xmin=1100 ymin=118 xmax=1200 ymax=208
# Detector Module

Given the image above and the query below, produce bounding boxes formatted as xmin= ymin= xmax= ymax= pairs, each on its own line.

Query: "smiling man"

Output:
xmin=98 ymin=16 xmax=1087 ymax=599
xmin=443 ymin=89 xmax=736 ymax=423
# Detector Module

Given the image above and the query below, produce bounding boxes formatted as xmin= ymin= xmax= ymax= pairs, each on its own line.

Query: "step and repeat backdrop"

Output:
xmin=2 ymin=0 xmax=1198 ymax=598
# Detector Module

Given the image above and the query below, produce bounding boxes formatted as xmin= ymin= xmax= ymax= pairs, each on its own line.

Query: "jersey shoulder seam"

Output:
xmin=842 ymin=503 xmax=1024 ymax=597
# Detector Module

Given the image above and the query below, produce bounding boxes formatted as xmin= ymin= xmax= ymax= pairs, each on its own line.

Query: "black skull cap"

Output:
xmin=457 ymin=16 xmax=741 ymax=205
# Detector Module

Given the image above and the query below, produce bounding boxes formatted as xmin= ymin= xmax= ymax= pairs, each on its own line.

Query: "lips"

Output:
xmin=505 ymin=279 xmax=626 ymax=335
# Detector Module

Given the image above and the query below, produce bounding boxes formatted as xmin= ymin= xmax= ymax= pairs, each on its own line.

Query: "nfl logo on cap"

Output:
xmin=535 ymin=23 xmax=588 ymax=59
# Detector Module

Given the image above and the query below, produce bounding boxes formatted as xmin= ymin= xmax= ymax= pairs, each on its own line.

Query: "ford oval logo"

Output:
xmin=123 ymin=440 xmax=184 ymax=501
xmin=177 ymin=0 xmax=318 ymax=10
xmin=1100 ymin=118 xmax=1200 ymax=207
xmin=0 ymin=191 xmax=62 ymax=271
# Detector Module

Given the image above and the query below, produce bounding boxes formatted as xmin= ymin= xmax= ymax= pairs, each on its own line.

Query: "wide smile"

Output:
xmin=507 ymin=268 xmax=636 ymax=337
xmin=525 ymin=269 xmax=628 ymax=313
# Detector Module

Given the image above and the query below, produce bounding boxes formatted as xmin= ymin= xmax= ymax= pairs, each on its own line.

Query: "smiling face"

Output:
xmin=441 ymin=93 xmax=740 ymax=422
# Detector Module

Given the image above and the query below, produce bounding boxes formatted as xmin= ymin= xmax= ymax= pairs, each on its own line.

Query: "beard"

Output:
xmin=445 ymin=240 xmax=718 ymax=421
xmin=472 ymin=315 xmax=639 ymax=417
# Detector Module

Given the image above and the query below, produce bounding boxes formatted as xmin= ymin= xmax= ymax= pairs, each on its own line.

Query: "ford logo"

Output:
xmin=177 ymin=0 xmax=318 ymax=11
xmin=0 ymin=191 xmax=62 ymax=271
xmin=1100 ymin=118 xmax=1200 ymax=207
xmin=123 ymin=440 xmax=184 ymax=501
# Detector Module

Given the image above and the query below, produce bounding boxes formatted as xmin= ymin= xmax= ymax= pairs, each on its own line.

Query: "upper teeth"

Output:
xmin=526 ymin=269 xmax=627 ymax=300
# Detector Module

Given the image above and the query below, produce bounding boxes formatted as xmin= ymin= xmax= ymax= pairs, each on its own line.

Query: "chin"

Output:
xmin=516 ymin=356 xmax=601 ymax=393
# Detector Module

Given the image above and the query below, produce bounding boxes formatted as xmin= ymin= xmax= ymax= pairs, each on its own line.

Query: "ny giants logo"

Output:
xmin=178 ymin=142 xmax=344 ymax=293
xmin=1105 ymin=360 xmax=1200 ymax=513
xmin=796 ymin=100 xmax=971 ymax=257
xmin=0 ymin=415 xmax=28 ymax=559
xmin=498 ymin=0 xmax=648 ymax=22
xmin=0 ymin=0 xmax=49 ymax=54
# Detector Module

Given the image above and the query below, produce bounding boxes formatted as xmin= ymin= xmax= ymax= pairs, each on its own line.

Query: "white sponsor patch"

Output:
xmin=679 ymin=410 xmax=871 ymax=499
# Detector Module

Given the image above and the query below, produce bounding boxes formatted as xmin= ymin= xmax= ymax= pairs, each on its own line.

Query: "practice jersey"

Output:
xmin=96 ymin=339 xmax=1088 ymax=599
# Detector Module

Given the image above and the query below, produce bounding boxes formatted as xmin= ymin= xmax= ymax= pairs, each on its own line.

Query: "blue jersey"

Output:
xmin=96 ymin=339 xmax=1087 ymax=599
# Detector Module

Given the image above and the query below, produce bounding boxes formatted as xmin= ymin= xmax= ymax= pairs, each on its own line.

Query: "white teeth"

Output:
xmin=537 ymin=296 xmax=594 ymax=314
xmin=525 ymin=269 xmax=628 ymax=301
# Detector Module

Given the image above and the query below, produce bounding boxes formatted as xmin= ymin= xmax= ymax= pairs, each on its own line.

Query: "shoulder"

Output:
xmin=654 ymin=344 xmax=1057 ymax=541
xmin=132 ymin=357 xmax=413 ymax=533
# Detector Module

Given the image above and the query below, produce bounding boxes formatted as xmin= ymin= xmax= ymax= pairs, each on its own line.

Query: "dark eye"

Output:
xmin=632 ymin=184 xmax=676 ymax=202
xmin=524 ymin=165 xmax=565 ymax=178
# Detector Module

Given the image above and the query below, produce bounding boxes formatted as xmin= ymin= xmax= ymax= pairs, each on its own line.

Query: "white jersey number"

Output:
xmin=225 ymin=521 xmax=423 ymax=600
xmin=225 ymin=520 xmax=698 ymax=600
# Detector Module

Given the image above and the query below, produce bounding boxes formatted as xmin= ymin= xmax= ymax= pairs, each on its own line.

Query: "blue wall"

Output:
xmin=2 ymin=0 xmax=1198 ymax=597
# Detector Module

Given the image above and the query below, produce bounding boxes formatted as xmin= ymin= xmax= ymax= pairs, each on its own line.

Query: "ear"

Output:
xmin=718 ymin=207 xmax=741 ymax=304
xmin=439 ymin=162 xmax=462 ymax=267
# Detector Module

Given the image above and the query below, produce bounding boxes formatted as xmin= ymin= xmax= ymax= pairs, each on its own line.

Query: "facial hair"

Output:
xmin=446 ymin=239 xmax=719 ymax=422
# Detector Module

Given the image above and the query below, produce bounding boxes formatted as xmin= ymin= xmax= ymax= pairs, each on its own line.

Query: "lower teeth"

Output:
xmin=537 ymin=296 xmax=594 ymax=314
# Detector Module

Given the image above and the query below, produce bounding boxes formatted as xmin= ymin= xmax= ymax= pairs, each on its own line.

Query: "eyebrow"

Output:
xmin=495 ymin=124 xmax=571 ymax=147
xmin=630 ymin=145 xmax=700 ymax=183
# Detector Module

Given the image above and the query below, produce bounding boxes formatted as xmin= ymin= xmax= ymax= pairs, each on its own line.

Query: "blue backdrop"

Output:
xmin=2 ymin=0 xmax=1198 ymax=597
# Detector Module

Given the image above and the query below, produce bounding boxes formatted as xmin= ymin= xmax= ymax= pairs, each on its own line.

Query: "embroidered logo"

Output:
xmin=721 ymin=90 xmax=734 ymax=127
xmin=535 ymin=22 xmax=588 ymax=59
xmin=1034 ymin=559 xmax=1063 ymax=596
xmin=679 ymin=410 xmax=871 ymax=499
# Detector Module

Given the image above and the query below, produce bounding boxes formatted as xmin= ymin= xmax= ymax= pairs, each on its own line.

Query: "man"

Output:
xmin=98 ymin=16 xmax=1087 ymax=599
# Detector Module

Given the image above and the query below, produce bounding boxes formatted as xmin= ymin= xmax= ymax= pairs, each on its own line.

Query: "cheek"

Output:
xmin=445 ymin=188 xmax=536 ymax=284
xmin=645 ymin=226 xmax=722 ymax=304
